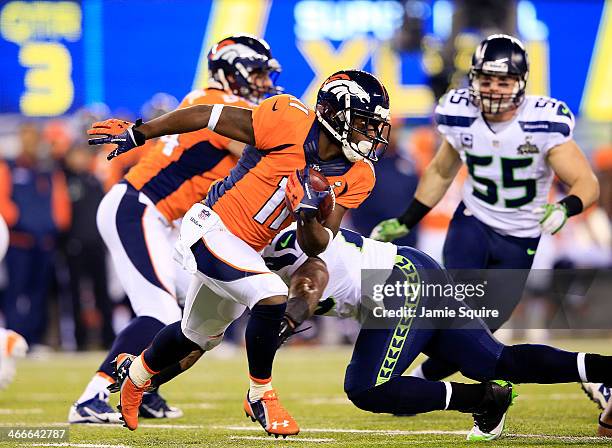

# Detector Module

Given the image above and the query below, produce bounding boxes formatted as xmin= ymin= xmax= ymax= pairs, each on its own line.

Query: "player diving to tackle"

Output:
xmin=371 ymin=34 xmax=599 ymax=385
xmin=69 ymin=35 xmax=282 ymax=424
xmin=265 ymin=224 xmax=612 ymax=441
xmin=87 ymin=69 xmax=391 ymax=436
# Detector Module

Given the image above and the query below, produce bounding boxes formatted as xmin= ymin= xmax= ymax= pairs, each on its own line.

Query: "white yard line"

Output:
xmin=26 ymin=444 xmax=130 ymax=448
xmin=66 ymin=423 xmax=205 ymax=429
xmin=219 ymin=426 xmax=467 ymax=436
xmin=0 ymin=408 xmax=42 ymax=414
xmin=172 ymin=402 xmax=216 ymax=410
xmin=229 ymin=435 xmax=334 ymax=443
xmin=219 ymin=425 xmax=609 ymax=442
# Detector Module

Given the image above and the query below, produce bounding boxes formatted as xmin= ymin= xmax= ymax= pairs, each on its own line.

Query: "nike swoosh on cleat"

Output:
xmin=140 ymin=403 xmax=166 ymax=419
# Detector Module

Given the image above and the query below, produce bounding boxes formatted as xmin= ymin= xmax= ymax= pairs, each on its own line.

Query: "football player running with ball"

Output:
xmin=87 ymin=70 xmax=390 ymax=437
xmin=69 ymin=35 xmax=282 ymax=424
xmin=371 ymin=34 xmax=599 ymax=383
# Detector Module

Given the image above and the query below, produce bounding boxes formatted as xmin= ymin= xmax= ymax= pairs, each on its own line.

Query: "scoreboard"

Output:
xmin=0 ymin=0 xmax=609 ymax=119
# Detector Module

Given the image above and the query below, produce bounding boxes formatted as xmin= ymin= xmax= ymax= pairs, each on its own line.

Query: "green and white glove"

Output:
xmin=370 ymin=218 xmax=409 ymax=242
xmin=534 ymin=203 xmax=568 ymax=235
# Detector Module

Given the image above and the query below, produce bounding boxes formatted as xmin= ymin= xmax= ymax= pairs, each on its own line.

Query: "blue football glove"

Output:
xmin=87 ymin=118 xmax=146 ymax=160
xmin=285 ymin=168 xmax=330 ymax=219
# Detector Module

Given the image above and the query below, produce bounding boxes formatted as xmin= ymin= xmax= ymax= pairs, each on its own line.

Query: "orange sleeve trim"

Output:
xmin=249 ymin=374 xmax=272 ymax=384
xmin=0 ymin=162 xmax=19 ymax=226
xmin=141 ymin=354 xmax=159 ymax=375
xmin=51 ymin=171 xmax=71 ymax=231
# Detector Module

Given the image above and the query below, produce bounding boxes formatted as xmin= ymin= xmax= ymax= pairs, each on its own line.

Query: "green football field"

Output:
xmin=2 ymin=338 xmax=610 ymax=447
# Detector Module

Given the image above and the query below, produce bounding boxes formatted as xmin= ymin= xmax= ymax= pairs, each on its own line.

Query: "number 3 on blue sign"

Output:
xmin=19 ymin=42 xmax=74 ymax=116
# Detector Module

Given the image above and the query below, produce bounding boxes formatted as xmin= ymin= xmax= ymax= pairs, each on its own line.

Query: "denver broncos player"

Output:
xmin=69 ymin=34 xmax=282 ymax=424
xmin=87 ymin=69 xmax=391 ymax=436
xmin=371 ymin=35 xmax=599 ymax=382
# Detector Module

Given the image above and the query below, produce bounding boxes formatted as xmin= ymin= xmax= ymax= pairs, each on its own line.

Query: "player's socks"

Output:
xmin=142 ymin=321 xmax=201 ymax=373
xmin=447 ymin=382 xmax=488 ymax=412
xmin=348 ymin=376 xmax=448 ymax=414
xmin=249 ymin=376 xmax=273 ymax=401
xmin=129 ymin=354 xmax=157 ymax=388
xmin=494 ymin=345 xmax=612 ymax=384
xmin=98 ymin=316 xmax=165 ymax=377
xmin=76 ymin=372 xmax=114 ymax=404
xmin=583 ymin=354 xmax=612 ymax=385
xmin=245 ymin=303 xmax=286 ymax=382
xmin=418 ymin=357 xmax=461 ymax=381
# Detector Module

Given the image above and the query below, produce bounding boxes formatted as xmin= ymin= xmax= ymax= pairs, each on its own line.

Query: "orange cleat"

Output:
xmin=243 ymin=389 xmax=299 ymax=438
xmin=114 ymin=353 xmax=150 ymax=431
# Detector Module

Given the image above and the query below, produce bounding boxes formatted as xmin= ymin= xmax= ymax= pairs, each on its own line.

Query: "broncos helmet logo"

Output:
xmin=320 ymin=79 xmax=371 ymax=104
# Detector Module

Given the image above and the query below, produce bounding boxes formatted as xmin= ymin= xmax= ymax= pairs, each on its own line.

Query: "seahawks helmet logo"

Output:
xmin=320 ymin=79 xmax=371 ymax=104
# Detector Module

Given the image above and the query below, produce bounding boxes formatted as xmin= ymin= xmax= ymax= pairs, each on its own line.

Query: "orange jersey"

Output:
xmin=205 ymin=94 xmax=376 ymax=251
xmin=124 ymin=88 xmax=253 ymax=222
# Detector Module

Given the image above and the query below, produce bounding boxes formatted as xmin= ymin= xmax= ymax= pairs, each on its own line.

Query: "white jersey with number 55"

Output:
xmin=436 ymin=88 xmax=575 ymax=238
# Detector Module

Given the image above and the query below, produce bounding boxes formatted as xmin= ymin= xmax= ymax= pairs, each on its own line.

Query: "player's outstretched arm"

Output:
xmin=88 ymin=105 xmax=255 ymax=160
xmin=371 ymin=138 xmax=462 ymax=241
xmin=536 ymin=140 xmax=600 ymax=234
xmin=279 ymin=257 xmax=329 ymax=346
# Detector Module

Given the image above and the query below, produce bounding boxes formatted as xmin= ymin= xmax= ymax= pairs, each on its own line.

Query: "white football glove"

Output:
xmin=534 ymin=203 xmax=568 ymax=235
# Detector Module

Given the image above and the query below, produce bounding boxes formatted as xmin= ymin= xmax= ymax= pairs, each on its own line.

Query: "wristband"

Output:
xmin=207 ymin=104 xmax=224 ymax=131
xmin=558 ymin=195 xmax=583 ymax=217
xmin=131 ymin=118 xmax=146 ymax=146
xmin=398 ymin=198 xmax=432 ymax=228
xmin=285 ymin=297 xmax=311 ymax=327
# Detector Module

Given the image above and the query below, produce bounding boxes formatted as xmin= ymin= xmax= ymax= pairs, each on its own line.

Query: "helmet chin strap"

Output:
xmin=342 ymin=140 xmax=371 ymax=163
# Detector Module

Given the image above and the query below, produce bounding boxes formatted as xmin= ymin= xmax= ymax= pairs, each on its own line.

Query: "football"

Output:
xmin=307 ymin=168 xmax=335 ymax=222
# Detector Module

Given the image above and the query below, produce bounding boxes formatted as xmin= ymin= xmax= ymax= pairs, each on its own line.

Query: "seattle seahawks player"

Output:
xmin=131 ymin=222 xmax=612 ymax=441
xmin=370 ymin=34 xmax=599 ymax=382
xmin=263 ymin=224 xmax=612 ymax=441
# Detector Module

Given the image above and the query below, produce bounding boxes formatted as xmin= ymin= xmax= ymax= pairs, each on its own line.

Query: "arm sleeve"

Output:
xmin=543 ymin=101 xmax=575 ymax=154
xmin=0 ymin=161 xmax=19 ymax=227
xmin=434 ymin=97 xmax=461 ymax=151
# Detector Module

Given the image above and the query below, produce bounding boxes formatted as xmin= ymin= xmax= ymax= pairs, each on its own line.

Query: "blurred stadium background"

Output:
xmin=0 ymin=0 xmax=611 ymax=352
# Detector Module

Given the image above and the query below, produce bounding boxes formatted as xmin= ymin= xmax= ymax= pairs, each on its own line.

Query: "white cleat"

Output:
xmin=68 ymin=393 xmax=122 ymax=424
xmin=581 ymin=382 xmax=611 ymax=410
xmin=0 ymin=329 xmax=28 ymax=390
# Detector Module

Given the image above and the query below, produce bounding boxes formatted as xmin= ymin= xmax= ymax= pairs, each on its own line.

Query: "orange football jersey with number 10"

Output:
xmin=205 ymin=94 xmax=376 ymax=251
xmin=125 ymin=88 xmax=253 ymax=222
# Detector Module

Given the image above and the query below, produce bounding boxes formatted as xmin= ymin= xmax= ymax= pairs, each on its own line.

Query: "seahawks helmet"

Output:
xmin=208 ymin=34 xmax=282 ymax=104
xmin=316 ymin=70 xmax=391 ymax=163
xmin=469 ymin=34 xmax=529 ymax=114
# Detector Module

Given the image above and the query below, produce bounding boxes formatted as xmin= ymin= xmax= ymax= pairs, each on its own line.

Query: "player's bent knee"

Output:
xmin=346 ymin=384 xmax=402 ymax=414
xmin=181 ymin=326 xmax=225 ymax=352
